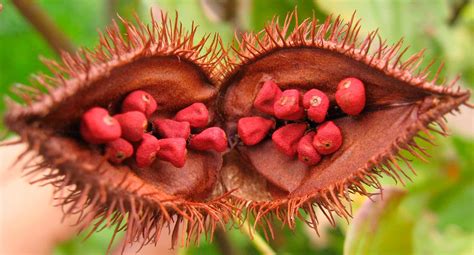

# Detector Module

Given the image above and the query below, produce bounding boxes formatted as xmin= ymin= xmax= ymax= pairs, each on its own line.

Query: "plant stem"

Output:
xmin=11 ymin=0 xmax=75 ymax=55
xmin=237 ymin=217 xmax=276 ymax=255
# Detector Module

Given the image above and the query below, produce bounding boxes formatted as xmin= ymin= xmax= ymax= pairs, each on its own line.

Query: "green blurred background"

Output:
xmin=0 ymin=0 xmax=473 ymax=254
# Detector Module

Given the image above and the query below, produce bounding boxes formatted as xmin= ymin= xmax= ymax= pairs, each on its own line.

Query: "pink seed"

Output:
xmin=253 ymin=80 xmax=282 ymax=115
xmin=335 ymin=77 xmax=366 ymax=115
xmin=274 ymin=89 xmax=305 ymax=120
xmin=153 ymin=119 xmax=191 ymax=139
xmin=80 ymin=107 xmax=121 ymax=144
xmin=189 ymin=127 xmax=228 ymax=152
xmin=297 ymin=132 xmax=321 ymax=166
xmin=271 ymin=123 xmax=307 ymax=157
xmin=312 ymin=121 xmax=343 ymax=155
xmin=237 ymin=116 xmax=275 ymax=146
xmin=122 ymin=90 xmax=158 ymax=117
xmin=135 ymin=134 xmax=160 ymax=167
xmin=174 ymin=103 xmax=209 ymax=128
xmin=114 ymin=111 xmax=148 ymax=142
xmin=303 ymin=89 xmax=330 ymax=123
xmin=106 ymin=138 xmax=134 ymax=164
xmin=156 ymin=138 xmax=187 ymax=168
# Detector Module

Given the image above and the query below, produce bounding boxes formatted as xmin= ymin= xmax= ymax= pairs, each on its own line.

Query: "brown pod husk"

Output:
xmin=217 ymin=12 xmax=471 ymax=236
xmin=2 ymin=13 xmax=232 ymax=249
xmin=1 ymin=10 xmax=472 ymax=250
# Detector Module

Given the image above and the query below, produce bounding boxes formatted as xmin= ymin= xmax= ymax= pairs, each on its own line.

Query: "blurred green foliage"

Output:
xmin=0 ymin=0 xmax=472 ymax=254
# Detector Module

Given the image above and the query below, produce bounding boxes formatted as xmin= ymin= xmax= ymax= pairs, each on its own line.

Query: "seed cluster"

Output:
xmin=237 ymin=78 xmax=366 ymax=166
xmin=80 ymin=90 xmax=228 ymax=168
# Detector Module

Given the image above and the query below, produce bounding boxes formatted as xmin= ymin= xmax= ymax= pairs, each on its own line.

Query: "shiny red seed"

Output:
xmin=135 ymin=134 xmax=160 ymax=167
xmin=153 ymin=119 xmax=191 ymax=139
xmin=335 ymin=77 xmax=366 ymax=115
xmin=114 ymin=111 xmax=148 ymax=142
xmin=271 ymin=123 xmax=307 ymax=157
xmin=303 ymin=89 xmax=330 ymax=123
xmin=189 ymin=127 xmax=228 ymax=152
xmin=156 ymin=138 xmax=187 ymax=168
xmin=122 ymin=90 xmax=158 ymax=117
xmin=105 ymin=138 xmax=134 ymax=164
xmin=237 ymin=116 xmax=275 ymax=146
xmin=253 ymin=80 xmax=282 ymax=115
xmin=174 ymin=103 xmax=209 ymax=128
xmin=297 ymin=132 xmax=321 ymax=166
xmin=274 ymin=89 xmax=305 ymax=120
xmin=312 ymin=121 xmax=343 ymax=155
xmin=80 ymin=107 xmax=121 ymax=144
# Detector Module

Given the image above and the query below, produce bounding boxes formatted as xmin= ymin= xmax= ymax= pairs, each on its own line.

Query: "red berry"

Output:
xmin=274 ymin=89 xmax=305 ymax=120
xmin=153 ymin=119 xmax=191 ymax=139
xmin=174 ymin=103 xmax=209 ymax=128
xmin=303 ymin=89 xmax=329 ymax=123
xmin=122 ymin=90 xmax=158 ymax=117
xmin=335 ymin=77 xmax=366 ymax=115
xmin=297 ymin=132 xmax=321 ymax=166
xmin=80 ymin=107 xmax=121 ymax=144
xmin=237 ymin=116 xmax=275 ymax=146
xmin=313 ymin=121 xmax=342 ymax=155
xmin=156 ymin=138 xmax=187 ymax=168
xmin=253 ymin=80 xmax=282 ymax=115
xmin=106 ymin=138 xmax=134 ymax=164
xmin=271 ymin=123 xmax=307 ymax=157
xmin=135 ymin=134 xmax=160 ymax=167
xmin=189 ymin=127 xmax=227 ymax=152
xmin=114 ymin=111 xmax=148 ymax=142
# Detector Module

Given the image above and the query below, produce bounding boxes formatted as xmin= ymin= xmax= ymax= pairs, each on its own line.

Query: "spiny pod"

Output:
xmin=335 ymin=77 xmax=366 ymax=115
xmin=105 ymin=138 xmax=134 ymax=164
xmin=313 ymin=121 xmax=343 ymax=155
xmin=114 ymin=111 xmax=148 ymax=142
xmin=156 ymin=138 xmax=187 ymax=168
xmin=174 ymin=103 xmax=209 ymax=128
xmin=135 ymin=133 xmax=160 ymax=168
xmin=189 ymin=127 xmax=228 ymax=152
xmin=303 ymin=89 xmax=330 ymax=123
xmin=153 ymin=119 xmax=191 ymax=139
xmin=80 ymin=107 xmax=121 ymax=144
xmin=253 ymin=80 xmax=282 ymax=115
xmin=274 ymin=89 xmax=305 ymax=120
xmin=237 ymin=116 xmax=275 ymax=145
xmin=122 ymin=90 xmax=158 ymax=117
xmin=297 ymin=132 xmax=321 ymax=166
xmin=271 ymin=123 xmax=307 ymax=157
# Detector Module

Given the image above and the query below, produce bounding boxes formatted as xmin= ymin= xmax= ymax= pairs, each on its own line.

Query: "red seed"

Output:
xmin=156 ymin=138 xmax=187 ymax=168
xmin=274 ymin=89 xmax=305 ymax=120
xmin=106 ymin=138 xmax=134 ymax=164
xmin=237 ymin=116 xmax=275 ymax=146
xmin=114 ymin=111 xmax=148 ymax=142
xmin=313 ymin=121 xmax=343 ymax=155
xmin=153 ymin=119 xmax=191 ymax=139
xmin=135 ymin=134 xmax=160 ymax=167
xmin=80 ymin=107 xmax=121 ymax=144
xmin=174 ymin=103 xmax=209 ymax=128
xmin=297 ymin=132 xmax=321 ymax=166
xmin=189 ymin=127 xmax=227 ymax=152
xmin=271 ymin=123 xmax=307 ymax=157
xmin=335 ymin=77 xmax=366 ymax=115
xmin=253 ymin=80 xmax=282 ymax=115
xmin=122 ymin=90 xmax=158 ymax=117
xmin=303 ymin=89 xmax=330 ymax=123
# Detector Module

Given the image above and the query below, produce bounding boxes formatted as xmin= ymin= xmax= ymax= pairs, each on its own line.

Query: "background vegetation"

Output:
xmin=0 ymin=0 xmax=472 ymax=254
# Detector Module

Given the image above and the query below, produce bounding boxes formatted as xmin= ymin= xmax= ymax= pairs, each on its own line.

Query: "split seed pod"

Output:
xmin=2 ymin=10 xmax=471 ymax=250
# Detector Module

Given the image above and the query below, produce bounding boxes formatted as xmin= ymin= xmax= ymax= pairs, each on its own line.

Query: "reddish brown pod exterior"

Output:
xmin=80 ymin=107 xmax=121 ymax=144
xmin=335 ymin=77 xmax=366 ymax=115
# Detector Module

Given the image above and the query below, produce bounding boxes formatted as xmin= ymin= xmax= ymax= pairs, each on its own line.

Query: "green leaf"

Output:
xmin=344 ymin=187 xmax=414 ymax=255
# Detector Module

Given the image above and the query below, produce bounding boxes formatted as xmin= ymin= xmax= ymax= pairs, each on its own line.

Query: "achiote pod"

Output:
xmin=2 ymin=10 xmax=471 ymax=251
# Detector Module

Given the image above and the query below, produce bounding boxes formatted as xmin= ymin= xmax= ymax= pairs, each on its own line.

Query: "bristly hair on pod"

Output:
xmin=2 ymin=11 xmax=234 ymax=253
xmin=217 ymin=10 xmax=471 ymax=239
